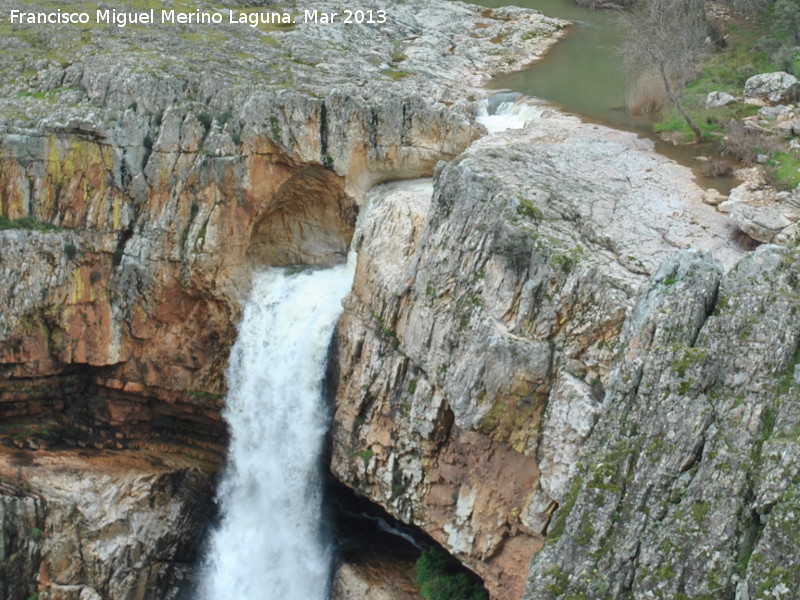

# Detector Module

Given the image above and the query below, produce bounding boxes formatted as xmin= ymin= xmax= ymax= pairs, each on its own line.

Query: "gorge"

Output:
xmin=0 ymin=1 xmax=799 ymax=600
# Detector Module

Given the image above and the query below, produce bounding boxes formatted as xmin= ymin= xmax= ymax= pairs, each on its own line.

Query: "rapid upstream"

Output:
xmin=199 ymin=259 xmax=356 ymax=600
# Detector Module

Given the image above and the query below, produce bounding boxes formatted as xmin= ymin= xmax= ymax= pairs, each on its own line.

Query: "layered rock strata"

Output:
xmin=330 ymin=113 xmax=747 ymax=600
xmin=0 ymin=0 xmax=566 ymax=597
xmin=0 ymin=0 xmax=564 ymax=444
xmin=0 ymin=448 xmax=215 ymax=600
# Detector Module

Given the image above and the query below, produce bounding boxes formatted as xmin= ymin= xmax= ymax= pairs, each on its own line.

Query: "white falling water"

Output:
xmin=476 ymin=93 xmax=547 ymax=133
xmin=199 ymin=258 xmax=355 ymax=600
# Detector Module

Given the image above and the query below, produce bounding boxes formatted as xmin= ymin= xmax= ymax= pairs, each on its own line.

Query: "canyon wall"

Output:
xmin=3 ymin=1 xmax=799 ymax=599
xmin=0 ymin=0 xmax=568 ymax=597
xmin=329 ymin=113 xmax=758 ymax=600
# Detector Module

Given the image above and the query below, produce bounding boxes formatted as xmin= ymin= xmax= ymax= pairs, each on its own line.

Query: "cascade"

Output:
xmin=199 ymin=257 xmax=356 ymax=600
xmin=476 ymin=93 xmax=547 ymax=133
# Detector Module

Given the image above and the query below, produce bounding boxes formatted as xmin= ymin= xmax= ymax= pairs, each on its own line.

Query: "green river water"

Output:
xmin=470 ymin=0 xmax=736 ymax=193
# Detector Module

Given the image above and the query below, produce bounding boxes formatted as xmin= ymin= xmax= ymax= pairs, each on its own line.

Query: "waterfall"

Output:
xmin=199 ymin=257 xmax=355 ymax=600
xmin=476 ymin=92 xmax=547 ymax=133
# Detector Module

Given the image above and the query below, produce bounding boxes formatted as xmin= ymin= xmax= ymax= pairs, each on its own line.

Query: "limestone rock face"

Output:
xmin=331 ymin=112 xmax=746 ymax=600
xmin=743 ymin=71 xmax=800 ymax=104
xmin=331 ymin=560 xmax=420 ymax=600
xmin=526 ymin=245 xmax=800 ymax=600
xmin=8 ymin=2 xmax=800 ymax=600
xmin=0 ymin=0 xmax=566 ymax=597
xmin=0 ymin=0 xmax=564 ymax=439
xmin=0 ymin=448 xmax=215 ymax=600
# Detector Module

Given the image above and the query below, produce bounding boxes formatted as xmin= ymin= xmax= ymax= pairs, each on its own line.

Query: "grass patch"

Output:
xmin=767 ymin=152 xmax=800 ymax=191
xmin=0 ymin=216 xmax=60 ymax=232
xmin=653 ymin=17 xmax=780 ymax=142
xmin=381 ymin=68 xmax=410 ymax=80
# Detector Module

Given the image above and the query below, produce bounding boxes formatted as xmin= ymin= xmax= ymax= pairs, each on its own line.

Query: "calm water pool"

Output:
xmin=470 ymin=0 xmax=736 ymax=193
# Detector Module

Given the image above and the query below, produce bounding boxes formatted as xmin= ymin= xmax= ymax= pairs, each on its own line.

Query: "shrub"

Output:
xmin=722 ymin=120 xmax=783 ymax=166
xmin=494 ymin=228 xmax=532 ymax=273
xmin=415 ymin=548 xmax=488 ymax=600
xmin=770 ymin=45 xmax=800 ymax=77
xmin=197 ymin=112 xmax=213 ymax=131
xmin=64 ymin=242 xmax=78 ymax=260
xmin=701 ymin=158 xmax=734 ymax=178
xmin=773 ymin=0 xmax=800 ymax=44
xmin=217 ymin=108 xmax=233 ymax=127
xmin=626 ymin=70 xmax=669 ymax=116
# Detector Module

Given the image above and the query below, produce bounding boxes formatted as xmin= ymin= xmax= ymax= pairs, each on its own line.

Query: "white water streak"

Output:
xmin=200 ymin=258 xmax=355 ymax=600
xmin=476 ymin=95 xmax=547 ymax=133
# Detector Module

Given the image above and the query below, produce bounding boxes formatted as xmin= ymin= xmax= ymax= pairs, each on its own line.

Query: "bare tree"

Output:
xmin=619 ymin=0 xmax=710 ymax=142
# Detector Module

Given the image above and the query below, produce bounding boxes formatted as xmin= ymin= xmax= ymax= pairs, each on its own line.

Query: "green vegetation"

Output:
xmin=381 ymin=69 xmax=410 ymax=81
xmin=767 ymin=152 xmax=800 ymax=191
xmin=619 ymin=0 xmax=709 ymax=141
xmin=196 ymin=112 xmax=213 ymax=131
xmin=542 ymin=565 xmax=572 ymax=597
xmin=516 ymin=195 xmax=543 ymax=220
xmin=547 ymin=476 xmax=583 ymax=542
xmin=0 ymin=216 xmax=60 ymax=232
xmin=355 ymin=449 xmax=374 ymax=465
xmin=269 ymin=116 xmax=282 ymax=143
xmin=626 ymin=0 xmax=800 ymax=160
xmin=415 ymin=548 xmax=488 ymax=600
xmin=64 ymin=242 xmax=78 ymax=260
xmin=551 ymin=246 xmax=584 ymax=276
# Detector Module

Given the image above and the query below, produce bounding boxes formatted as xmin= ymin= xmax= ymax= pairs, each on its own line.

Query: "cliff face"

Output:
xmin=526 ymin=245 xmax=800 ymax=600
xmin=0 ymin=90 xmax=478 ymax=450
xmin=0 ymin=0 xmax=564 ymax=446
xmin=0 ymin=448 xmax=214 ymax=600
xmin=0 ymin=0 xmax=569 ymax=597
xmin=331 ymin=109 xmax=800 ymax=600
xmin=329 ymin=112 xmax=754 ymax=600
xmin=4 ymin=1 xmax=799 ymax=599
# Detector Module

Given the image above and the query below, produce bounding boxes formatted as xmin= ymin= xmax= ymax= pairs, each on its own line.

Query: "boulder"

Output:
xmin=758 ymin=104 xmax=791 ymax=120
xmin=774 ymin=118 xmax=800 ymax=137
xmin=702 ymin=189 xmax=727 ymax=205
xmin=774 ymin=222 xmax=800 ymax=244
xmin=705 ymin=91 xmax=736 ymax=108
xmin=729 ymin=203 xmax=792 ymax=243
xmin=744 ymin=71 xmax=800 ymax=104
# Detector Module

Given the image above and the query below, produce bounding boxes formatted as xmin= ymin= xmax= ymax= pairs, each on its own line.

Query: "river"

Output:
xmin=470 ymin=0 xmax=736 ymax=194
